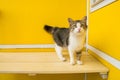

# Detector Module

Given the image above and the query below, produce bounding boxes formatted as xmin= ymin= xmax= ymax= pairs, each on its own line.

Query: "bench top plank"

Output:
xmin=0 ymin=52 xmax=109 ymax=74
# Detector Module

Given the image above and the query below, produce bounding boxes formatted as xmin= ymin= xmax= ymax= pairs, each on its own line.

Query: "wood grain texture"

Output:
xmin=0 ymin=52 xmax=109 ymax=74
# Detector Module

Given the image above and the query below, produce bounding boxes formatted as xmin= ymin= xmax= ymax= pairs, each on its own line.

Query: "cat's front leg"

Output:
xmin=68 ymin=46 xmax=75 ymax=65
xmin=55 ymin=44 xmax=66 ymax=61
xmin=76 ymin=51 xmax=83 ymax=65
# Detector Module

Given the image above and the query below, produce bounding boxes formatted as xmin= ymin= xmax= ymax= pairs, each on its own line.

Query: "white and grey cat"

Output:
xmin=44 ymin=16 xmax=87 ymax=65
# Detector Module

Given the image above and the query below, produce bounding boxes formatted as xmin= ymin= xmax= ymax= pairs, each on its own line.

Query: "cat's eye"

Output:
xmin=74 ymin=24 xmax=77 ymax=28
xmin=71 ymin=24 xmax=76 ymax=27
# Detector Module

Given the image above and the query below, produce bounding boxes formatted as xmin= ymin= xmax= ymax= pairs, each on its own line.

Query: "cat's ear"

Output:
xmin=81 ymin=16 xmax=87 ymax=28
xmin=68 ymin=18 xmax=74 ymax=24
xmin=82 ymin=16 xmax=87 ymax=22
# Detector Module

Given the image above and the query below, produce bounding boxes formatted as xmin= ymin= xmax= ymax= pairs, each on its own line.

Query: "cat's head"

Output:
xmin=68 ymin=16 xmax=87 ymax=35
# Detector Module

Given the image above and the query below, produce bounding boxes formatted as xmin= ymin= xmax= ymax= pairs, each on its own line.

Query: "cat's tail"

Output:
xmin=44 ymin=25 xmax=55 ymax=34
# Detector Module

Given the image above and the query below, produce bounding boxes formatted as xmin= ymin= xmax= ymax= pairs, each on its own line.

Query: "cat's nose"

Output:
xmin=78 ymin=28 xmax=81 ymax=32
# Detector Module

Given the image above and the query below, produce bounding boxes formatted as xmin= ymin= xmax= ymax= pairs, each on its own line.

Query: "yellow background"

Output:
xmin=0 ymin=0 xmax=86 ymax=44
xmin=0 ymin=0 xmax=99 ymax=80
xmin=89 ymin=0 xmax=120 ymax=60
xmin=1 ymin=0 xmax=119 ymax=80
xmin=88 ymin=0 xmax=120 ymax=80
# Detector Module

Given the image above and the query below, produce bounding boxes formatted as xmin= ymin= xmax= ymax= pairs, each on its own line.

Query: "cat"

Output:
xmin=44 ymin=16 xmax=87 ymax=65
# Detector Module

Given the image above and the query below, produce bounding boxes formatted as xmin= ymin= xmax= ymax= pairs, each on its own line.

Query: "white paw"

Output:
xmin=77 ymin=61 xmax=83 ymax=65
xmin=70 ymin=61 xmax=75 ymax=65
xmin=60 ymin=57 xmax=66 ymax=61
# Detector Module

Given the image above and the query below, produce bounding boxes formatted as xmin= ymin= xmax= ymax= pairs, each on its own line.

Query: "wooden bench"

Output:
xmin=0 ymin=51 xmax=109 ymax=79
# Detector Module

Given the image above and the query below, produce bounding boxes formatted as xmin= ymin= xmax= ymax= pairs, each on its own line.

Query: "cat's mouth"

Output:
xmin=77 ymin=29 xmax=81 ymax=33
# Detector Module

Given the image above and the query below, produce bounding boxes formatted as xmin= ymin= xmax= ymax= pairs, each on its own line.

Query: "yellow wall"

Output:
xmin=0 ymin=0 xmax=86 ymax=44
xmin=0 ymin=0 xmax=86 ymax=52
xmin=1 ymin=0 xmax=119 ymax=80
xmin=88 ymin=0 xmax=120 ymax=60
xmin=88 ymin=0 xmax=120 ymax=80
xmin=0 ymin=0 xmax=94 ymax=80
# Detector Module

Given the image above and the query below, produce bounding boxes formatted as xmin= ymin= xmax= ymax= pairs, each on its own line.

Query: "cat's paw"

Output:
xmin=70 ymin=61 xmax=76 ymax=65
xmin=60 ymin=57 xmax=66 ymax=62
xmin=77 ymin=60 xmax=83 ymax=65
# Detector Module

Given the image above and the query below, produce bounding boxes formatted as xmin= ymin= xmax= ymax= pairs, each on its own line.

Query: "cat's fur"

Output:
xmin=44 ymin=16 xmax=87 ymax=65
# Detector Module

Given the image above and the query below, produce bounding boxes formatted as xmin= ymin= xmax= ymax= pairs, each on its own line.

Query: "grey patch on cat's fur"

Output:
xmin=44 ymin=25 xmax=69 ymax=47
xmin=76 ymin=51 xmax=82 ymax=60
